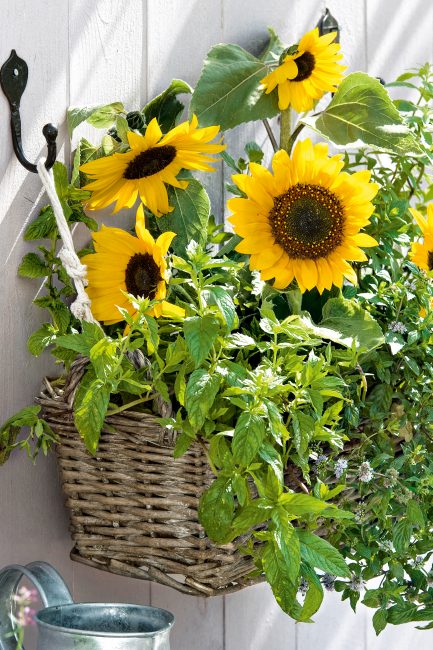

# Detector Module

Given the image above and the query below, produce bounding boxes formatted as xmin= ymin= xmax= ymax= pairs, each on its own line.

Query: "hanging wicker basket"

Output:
xmin=37 ymin=358 xmax=262 ymax=597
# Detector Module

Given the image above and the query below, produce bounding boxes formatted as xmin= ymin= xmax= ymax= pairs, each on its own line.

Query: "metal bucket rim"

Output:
xmin=35 ymin=602 xmax=175 ymax=638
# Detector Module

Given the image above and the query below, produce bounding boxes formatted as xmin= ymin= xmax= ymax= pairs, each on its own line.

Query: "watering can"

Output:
xmin=0 ymin=562 xmax=174 ymax=649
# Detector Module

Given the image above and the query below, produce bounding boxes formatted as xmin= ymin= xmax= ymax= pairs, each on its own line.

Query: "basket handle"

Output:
xmin=0 ymin=561 xmax=73 ymax=650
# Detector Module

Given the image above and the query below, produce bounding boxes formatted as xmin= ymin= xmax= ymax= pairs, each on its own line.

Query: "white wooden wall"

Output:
xmin=0 ymin=1 xmax=432 ymax=648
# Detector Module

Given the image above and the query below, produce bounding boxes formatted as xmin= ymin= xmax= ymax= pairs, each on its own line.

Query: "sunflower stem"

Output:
xmin=262 ymin=119 xmax=278 ymax=153
xmin=287 ymin=123 xmax=306 ymax=155
xmin=279 ymin=108 xmax=292 ymax=152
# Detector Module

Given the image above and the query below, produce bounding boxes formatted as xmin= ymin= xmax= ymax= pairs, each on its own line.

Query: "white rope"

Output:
xmin=36 ymin=159 xmax=99 ymax=325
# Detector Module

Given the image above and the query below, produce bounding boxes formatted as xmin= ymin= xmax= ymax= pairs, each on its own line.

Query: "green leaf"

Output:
xmin=24 ymin=206 xmax=57 ymax=240
xmin=183 ymin=315 xmax=219 ymax=367
xmin=406 ymin=499 xmax=425 ymax=528
xmin=27 ymin=323 xmax=56 ymax=356
xmin=373 ymin=608 xmax=388 ymax=635
xmin=144 ymin=79 xmax=192 ymax=132
xmin=156 ymin=179 xmax=211 ymax=253
xmin=198 ymin=476 xmax=234 ymax=543
xmin=190 ymin=43 xmax=279 ymax=130
xmin=18 ymin=252 xmax=48 ymax=278
xmin=245 ymin=141 xmax=264 ymax=164
xmin=67 ymin=106 xmax=103 ymax=138
xmin=297 ymin=530 xmax=351 ymax=577
xmin=232 ymin=412 xmax=266 ymax=466
xmin=185 ymin=369 xmax=221 ymax=430
xmin=259 ymin=27 xmax=285 ymax=64
xmin=56 ymin=322 xmax=103 ymax=356
xmin=74 ymin=375 xmax=111 ymax=454
xmin=302 ymin=72 xmax=423 ymax=156
xmin=262 ymin=541 xmax=302 ymax=619
xmin=319 ymin=296 xmax=384 ymax=352
xmin=233 ymin=500 xmax=272 ymax=533
xmin=300 ymin=563 xmax=324 ymax=621
xmin=279 ymin=492 xmax=333 ymax=516
xmin=393 ymin=519 xmax=412 ymax=554
xmin=202 ymin=286 xmax=236 ymax=330
xmin=85 ymin=102 xmax=125 ymax=129
xmin=272 ymin=508 xmax=301 ymax=584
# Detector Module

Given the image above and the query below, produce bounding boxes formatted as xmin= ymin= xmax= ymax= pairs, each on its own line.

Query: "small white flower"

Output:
xmin=335 ymin=458 xmax=348 ymax=479
xmin=358 ymin=461 xmax=373 ymax=483
xmin=349 ymin=574 xmax=366 ymax=592
xmin=388 ymin=321 xmax=407 ymax=334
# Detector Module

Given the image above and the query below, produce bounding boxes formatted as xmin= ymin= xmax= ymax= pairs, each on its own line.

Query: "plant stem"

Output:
xmin=279 ymin=108 xmax=292 ymax=152
xmin=287 ymin=123 xmax=306 ymax=155
xmin=262 ymin=119 xmax=278 ymax=153
xmin=106 ymin=394 xmax=156 ymax=416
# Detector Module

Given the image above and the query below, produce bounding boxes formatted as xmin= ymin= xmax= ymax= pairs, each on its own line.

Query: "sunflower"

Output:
xmin=228 ymin=139 xmax=379 ymax=294
xmin=80 ymin=115 xmax=224 ymax=217
xmin=81 ymin=205 xmax=184 ymax=324
xmin=409 ymin=205 xmax=433 ymax=274
xmin=260 ymin=27 xmax=346 ymax=112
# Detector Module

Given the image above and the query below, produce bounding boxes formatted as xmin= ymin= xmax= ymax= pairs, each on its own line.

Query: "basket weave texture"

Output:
xmin=38 ymin=359 xmax=261 ymax=597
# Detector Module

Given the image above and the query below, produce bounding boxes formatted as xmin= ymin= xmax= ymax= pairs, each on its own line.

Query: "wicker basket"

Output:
xmin=37 ymin=358 xmax=262 ymax=597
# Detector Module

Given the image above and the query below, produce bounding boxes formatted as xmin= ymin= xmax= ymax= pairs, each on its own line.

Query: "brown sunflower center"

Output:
xmin=293 ymin=51 xmax=315 ymax=81
xmin=123 ymin=145 xmax=176 ymax=179
xmin=428 ymin=251 xmax=433 ymax=271
xmin=269 ymin=184 xmax=344 ymax=260
xmin=125 ymin=253 xmax=162 ymax=298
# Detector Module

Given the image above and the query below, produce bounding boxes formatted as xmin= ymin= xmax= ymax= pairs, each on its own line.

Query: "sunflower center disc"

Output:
xmin=269 ymin=184 xmax=344 ymax=260
xmin=125 ymin=253 xmax=162 ymax=298
xmin=428 ymin=251 xmax=433 ymax=271
xmin=293 ymin=51 xmax=316 ymax=81
xmin=124 ymin=145 xmax=177 ymax=179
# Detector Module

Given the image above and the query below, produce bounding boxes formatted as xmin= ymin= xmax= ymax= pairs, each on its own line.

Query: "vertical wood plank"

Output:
xmin=0 ymin=4 xmax=72 ymax=650
xmin=150 ymin=584 xmax=224 ymax=650
xmin=221 ymin=1 xmax=295 ymax=223
xmin=146 ymin=2 xmax=224 ymax=645
xmin=297 ymin=590 xmax=367 ymax=650
xmin=225 ymin=583 xmax=297 ymax=650
xmin=68 ymin=0 xmax=150 ymax=606
xmin=147 ymin=0 xmax=225 ymax=222
xmin=366 ymin=0 xmax=433 ymax=82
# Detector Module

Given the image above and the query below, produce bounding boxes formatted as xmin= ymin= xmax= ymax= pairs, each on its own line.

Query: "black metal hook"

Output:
xmin=0 ymin=50 xmax=57 ymax=173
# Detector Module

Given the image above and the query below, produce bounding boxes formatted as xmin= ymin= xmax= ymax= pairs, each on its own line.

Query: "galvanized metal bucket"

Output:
xmin=0 ymin=561 xmax=174 ymax=649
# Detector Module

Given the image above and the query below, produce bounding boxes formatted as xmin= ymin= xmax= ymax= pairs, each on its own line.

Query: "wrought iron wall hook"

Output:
xmin=0 ymin=50 xmax=57 ymax=173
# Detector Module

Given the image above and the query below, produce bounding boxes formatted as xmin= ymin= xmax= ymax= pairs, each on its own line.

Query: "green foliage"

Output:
xmin=302 ymin=73 xmax=424 ymax=156
xmin=155 ymin=178 xmax=211 ymax=254
xmin=190 ymin=43 xmax=279 ymax=130
xmin=144 ymin=79 xmax=192 ymax=132
xmin=0 ymin=406 xmax=57 ymax=464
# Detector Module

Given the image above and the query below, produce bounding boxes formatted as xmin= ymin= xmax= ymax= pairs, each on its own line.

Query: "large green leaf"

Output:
xmin=190 ymin=43 xmax=279 ymax=130
xmin=297 ymin=530 xmax=351 ymax=578
xmin=144 ymin=79 xmax=192 ymax=133
xmin=318 ymin=296 xmax=384 ymax=352
xmin=302 ymin=72 xmax=423 ymax=156
xmin=156 ymin=178 xmax=210 ymax=254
